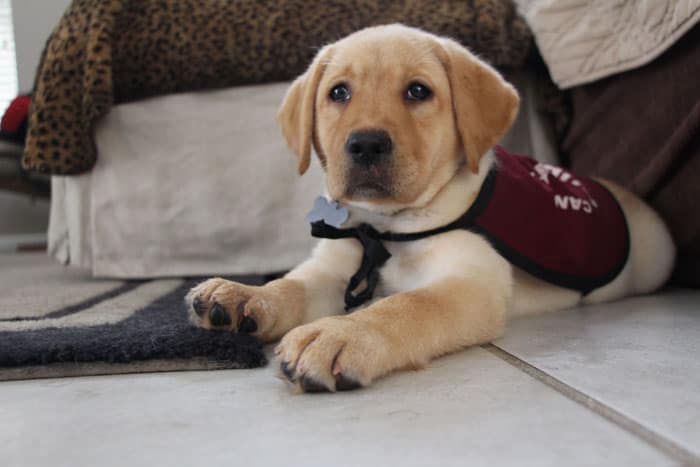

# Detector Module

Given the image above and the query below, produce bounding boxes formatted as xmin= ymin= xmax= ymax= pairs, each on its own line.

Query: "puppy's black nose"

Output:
xmin=345 ymin=130 xmax=392 ymax=166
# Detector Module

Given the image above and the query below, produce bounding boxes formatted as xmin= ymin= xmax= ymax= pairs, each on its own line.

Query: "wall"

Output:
xmin=11 ymin=0 xmax=71 ymax=91
xmin=0 ymin=0 xmax=69 ymax=239
xmin=0 ymin=191 xmax=49 ymax=237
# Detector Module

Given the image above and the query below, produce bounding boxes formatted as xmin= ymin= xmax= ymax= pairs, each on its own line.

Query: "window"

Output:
xmin=0 ymin=0 xmax=17 ymax=114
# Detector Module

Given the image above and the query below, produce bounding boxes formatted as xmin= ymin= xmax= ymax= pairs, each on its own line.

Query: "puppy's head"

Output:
xmin=277 ymin=24 xmax=519 ymax=211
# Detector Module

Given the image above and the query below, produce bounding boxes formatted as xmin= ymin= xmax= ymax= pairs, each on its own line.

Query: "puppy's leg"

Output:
xmin=186 ymin=238 xmax=360 ymax=342
xmin=510 ymin=267 xmax=581 ymax=316
xmin=277 ymin=273 xmax=510 ymax=392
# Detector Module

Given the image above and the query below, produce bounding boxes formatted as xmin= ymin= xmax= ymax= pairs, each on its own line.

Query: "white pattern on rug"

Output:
xmin=0 ymin=280 xmax=183 ymax=331
xmin=0 ymin=253 xmax=122 ymax=319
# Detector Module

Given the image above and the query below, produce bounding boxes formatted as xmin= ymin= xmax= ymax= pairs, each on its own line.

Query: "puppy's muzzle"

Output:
xmin=345 ymin=130 xmax=392 ymax=167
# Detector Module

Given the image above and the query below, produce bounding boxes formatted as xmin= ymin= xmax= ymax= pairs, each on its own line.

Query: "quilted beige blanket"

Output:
xmin=525 ymin=0 xmax=700 ymax=88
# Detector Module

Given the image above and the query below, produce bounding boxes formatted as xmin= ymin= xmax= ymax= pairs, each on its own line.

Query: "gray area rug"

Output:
xmin=0 ymin=253 xmax=269 ymax=381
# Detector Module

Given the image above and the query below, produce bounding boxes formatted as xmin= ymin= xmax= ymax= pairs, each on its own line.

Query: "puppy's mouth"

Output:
xmin=344 ymin=166 xmax=392 ymax=200
xmin=347 ymin=182 xmax=390 ymax=198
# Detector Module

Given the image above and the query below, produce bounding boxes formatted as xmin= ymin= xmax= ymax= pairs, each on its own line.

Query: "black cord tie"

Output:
xmin=310 ymin=221 xmax=392 ymax=310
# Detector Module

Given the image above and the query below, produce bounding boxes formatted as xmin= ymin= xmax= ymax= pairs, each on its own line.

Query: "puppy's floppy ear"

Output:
xmin=277 ymin=45 xmax=333 ymax=175
xmin=437 ymin=38 xmax=520 ymax=173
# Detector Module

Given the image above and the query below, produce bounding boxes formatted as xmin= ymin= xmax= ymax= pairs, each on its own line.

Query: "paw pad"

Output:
xmin=238 ymin=316 xmax=258 ymax=333
xmin=209 ymin=303 xmax=231 ymax=326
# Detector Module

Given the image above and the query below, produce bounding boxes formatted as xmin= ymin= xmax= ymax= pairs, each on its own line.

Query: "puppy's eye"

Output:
xmin=329 ymin=84 xmax=351 ymax=103
xmin=406 ymin=82 xmax=432 ymax=101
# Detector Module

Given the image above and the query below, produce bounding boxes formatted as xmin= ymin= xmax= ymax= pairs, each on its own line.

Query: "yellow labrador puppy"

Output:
xmin=187 ymin=25 xmax=675 ymax=392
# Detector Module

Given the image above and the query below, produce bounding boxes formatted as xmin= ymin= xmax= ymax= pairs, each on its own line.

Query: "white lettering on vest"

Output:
xmin=554 ymin=195 xmax=569 ymax=209
xmin=554 ymin=195 xmax=596 ymax=214
xmin=532 ymin=162 xmax=580 ymax=186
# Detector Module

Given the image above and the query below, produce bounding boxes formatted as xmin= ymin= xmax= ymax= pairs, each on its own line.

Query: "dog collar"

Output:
xmin=306 ymin=169 xmax=497 ymax=310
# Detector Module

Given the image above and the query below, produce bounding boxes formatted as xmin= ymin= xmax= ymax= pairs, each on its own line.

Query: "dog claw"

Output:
xmin=280 ymin=361 xmax=295 ymax=380
xmin=335 ymin=374 xmax=362 ymax=391
xmin=192 ymin=297 xmax=205 ymax=316
xmin=209 ymin=303 xmax=231 ymax=326
xmin=300 ymin=375 xmax=328 ymax=393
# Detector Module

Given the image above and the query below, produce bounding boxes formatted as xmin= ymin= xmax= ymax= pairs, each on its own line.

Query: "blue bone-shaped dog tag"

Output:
xmin=305 ymin=196 xmax=349 ymax=228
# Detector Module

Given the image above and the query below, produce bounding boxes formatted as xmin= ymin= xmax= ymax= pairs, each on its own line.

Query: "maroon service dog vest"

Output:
xmin=309 ymin=146 xmax=630 ymax=309
xmin=466 ymin=146 xmax=629 ymax=293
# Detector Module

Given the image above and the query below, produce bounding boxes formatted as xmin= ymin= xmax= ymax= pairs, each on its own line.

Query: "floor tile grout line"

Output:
xmin=482 ymin=344 xmax=699 ymax=466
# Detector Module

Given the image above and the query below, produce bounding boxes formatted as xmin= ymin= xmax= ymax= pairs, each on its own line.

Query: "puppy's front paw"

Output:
xmin=276 ymin=316 xmax=390 ymax=393
xmin=185 ymin=278 xmax=275 ymax=340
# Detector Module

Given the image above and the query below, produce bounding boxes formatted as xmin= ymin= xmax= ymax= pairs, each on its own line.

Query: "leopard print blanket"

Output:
xmin=23 ymin=0 xmax=532 ymax=175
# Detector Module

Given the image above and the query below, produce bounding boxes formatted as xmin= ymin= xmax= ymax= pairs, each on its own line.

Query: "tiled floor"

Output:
xmin=1 ymin=288 xmax=698 ymax=466
xmin=497 ymin=290 xmax=700 ymax=463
